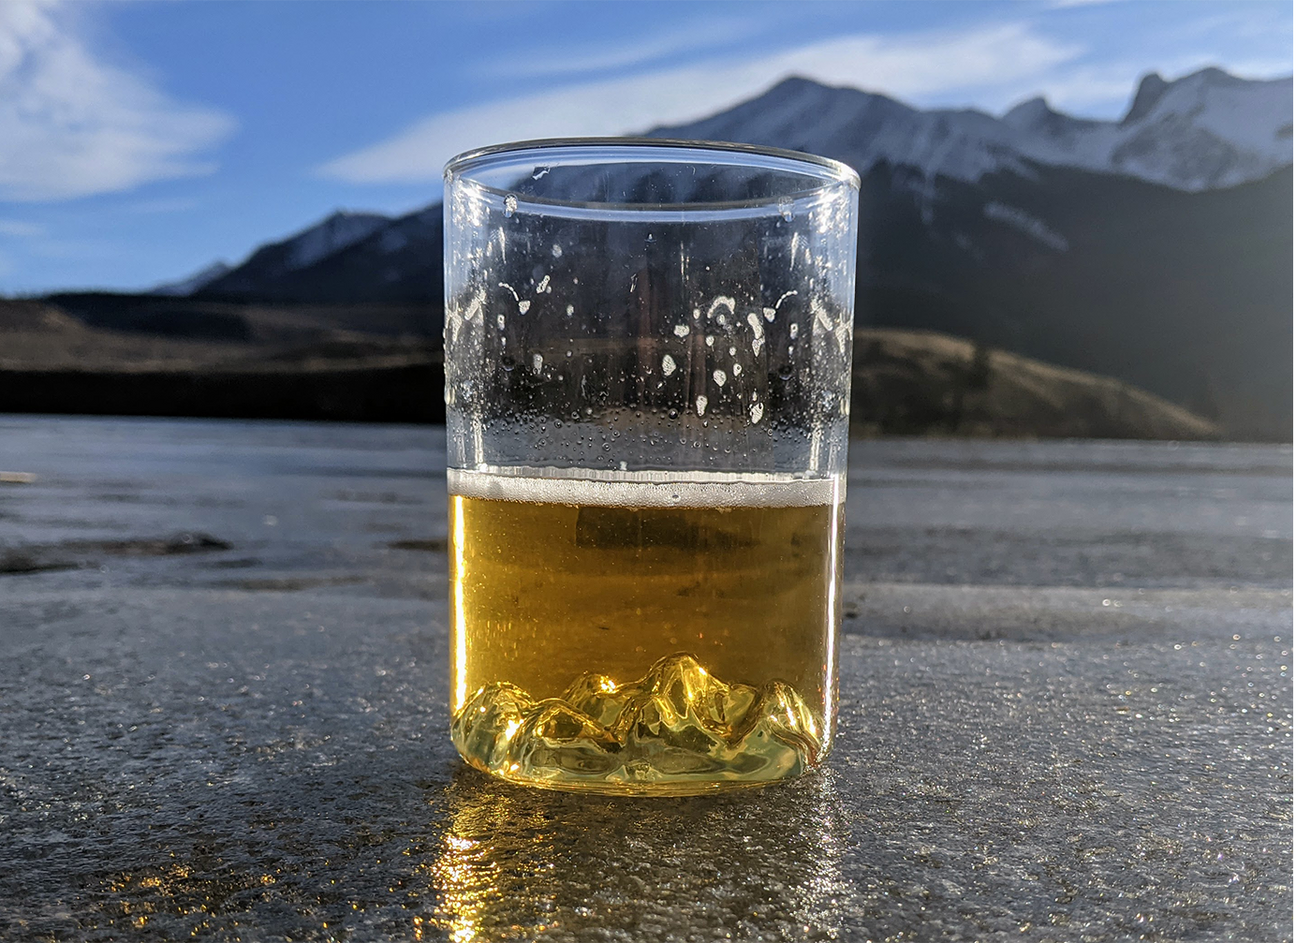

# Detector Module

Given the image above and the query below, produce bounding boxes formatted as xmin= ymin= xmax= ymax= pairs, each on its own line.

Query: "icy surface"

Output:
xmin=0 ymin=418 xmax=1289 ymax=941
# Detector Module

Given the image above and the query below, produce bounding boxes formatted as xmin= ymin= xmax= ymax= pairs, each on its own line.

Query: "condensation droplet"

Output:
xmin=750 ymin=402 xmax=765 ymax=423
xmin=532 ymin=353 xmax=543 ymax=374
xmin=712 ymin=369 xmax=727 ymax=387
xmin=503 ymin=194 xmax=518 ymax=217
xmin=517 ymin=300 xmax=531 ymax=314
xmin=551 ymin=243 xmax=563 ymax=258
xmin=778 ymin=198 xmax=793 ymax=221
xmin=789 ymin=322 xmax=799 ymax=340
xmin=661 ymin=354 xmax=677 ymax=376
xmin=531 ymin=166 xmax=550 ymax=180
xmin=565 ymin=304 xmax=575 ymax=316
xmin=705 ymin=336 xmax=715 ymax=347
xmin=763 ymin=307 xmax=776 ymax=322
xmin=728 ymin=346 xmax=737 ymax=356
xmin=646 ymin=232 xmax=655 ymax=243
xmin=673 ymin=324 xmax=689 ymax=338
xmin=706 ymin=295 xmax=736 ymax=322
xmin=695 ymin=395 xmax=708 ymax=416
xmin=732 ymin=363 xmax=742 ymax=376
xmin=777 ymin=363 xmax=794 ymax=380
xmin=537 ymin=275 xmax=551 ymax=293
xmin=692 ymin=307 xmax=702 ymax=320
xmin=496 ymin=314 xmax=505 ymax=330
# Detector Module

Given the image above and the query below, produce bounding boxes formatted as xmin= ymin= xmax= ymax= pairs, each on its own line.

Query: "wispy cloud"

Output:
xmin=127 ymin=197 xmax=201 ymax=215
xmin=318 ymin=21 xmax=1082 ymax=184
xmin=482 ymin=15 xmax=764 ymax=80
xmin=0 ymin=0 xmax=235 ymax=202
xmin=0 ymin=218 xmax=45 ymax=237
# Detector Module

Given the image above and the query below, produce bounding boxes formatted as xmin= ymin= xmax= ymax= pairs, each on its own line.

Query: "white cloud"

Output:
xmin=0 ymin=0 xmax=235 ymax=201
xmin=318 ymin=21 xmax=1083 ymax=184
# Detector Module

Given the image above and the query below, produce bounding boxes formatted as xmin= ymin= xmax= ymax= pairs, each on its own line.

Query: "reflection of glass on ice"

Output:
xmin=443 ymin=139 xmax=860 ymax=794
xmin=427 ymin=768 xmax=856 ymax=940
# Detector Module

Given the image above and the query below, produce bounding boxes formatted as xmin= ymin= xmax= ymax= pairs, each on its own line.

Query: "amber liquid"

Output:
xmin=448 ymin=468 xmax=843 ymax=795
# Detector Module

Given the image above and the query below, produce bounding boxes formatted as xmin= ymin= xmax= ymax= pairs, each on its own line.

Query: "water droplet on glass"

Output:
xmin=565 ymin=304 xmax=575 ymax=316
xmin=778 ymin=198 xmax=793 ymax=221
xmin=789 ymin=322 xmax=800 ymax=340
xmin=661 ymin=354 xmax=677 ymax=376
xmin=537 ymin=275 xmax=551 ymax=293
xmin=777 ymin=363 xmax=794 ymax=380
xmin=646 ymin=232 xmax=655 ymax=243
xmin=750 ymin=402 xmax=765 ymax=423
xmin=532 ymin=353 xmax=543 ymax=374
xmin=668 ymin=408 xmax=678 ymax=419
xmin=517 ymin=300 xmax=531 ymax=314
xmin=673 ymin=324 xmax=689 ymax=338
xmin=732 ymin=363 xmax=742 ymax=376
xmin=712 ymin=369 xmax=727 ymax=387
xmin=728 ymin=346 xmax=736 ymax=356
xmin=503 ymin=194 xmax=518 ymax=217
xmin=501 ymin=354 xmax=517 ymax=372
xmin=496 ymin=314 xmax=506 ymax=330
xmin=531 ymin=166 xmax=550 ymax=180
xmin=551 ymin=243 xmax=563 ymax=258
xmin=763 ymin=307 xmax=776 ymax=322
xmin=695 ymin=395 xmax=708 ymax=416
xmin=705 ymin=336 xmax=715 ymax=347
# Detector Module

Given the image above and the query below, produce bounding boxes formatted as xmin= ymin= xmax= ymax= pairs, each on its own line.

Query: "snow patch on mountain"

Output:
xmin=284 ymin=211 xmax=389 ymax=271
xmin=654 ymin=68 xmax=1292 ymax=193
xmin=1007 ymin=68 xmax=1292 ymax=191
xmin=983 ymin=202 xmax=1069 ymax=252
xmin=149 ymin=261 xmax=232 ymax=296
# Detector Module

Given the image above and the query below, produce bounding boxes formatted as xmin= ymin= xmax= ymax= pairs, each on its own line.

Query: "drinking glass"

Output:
xmin=443 ymin=139 xmax=859 ymax=794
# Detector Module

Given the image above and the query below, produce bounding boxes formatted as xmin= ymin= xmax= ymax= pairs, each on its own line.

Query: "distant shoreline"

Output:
xmin=0 ymin=327 xmax=1240 ymax=441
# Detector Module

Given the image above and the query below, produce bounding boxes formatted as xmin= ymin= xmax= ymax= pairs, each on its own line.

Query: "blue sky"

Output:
xmin=0 ymin=0 xmax=1290 ymax=295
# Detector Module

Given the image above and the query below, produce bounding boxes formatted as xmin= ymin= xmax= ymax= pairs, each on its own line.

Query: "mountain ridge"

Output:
xmin=66 ymin=67 xmax=1295 ymax=440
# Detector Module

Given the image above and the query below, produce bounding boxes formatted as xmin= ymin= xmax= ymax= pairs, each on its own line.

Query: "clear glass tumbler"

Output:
xmin=443 ymin=139 xmax=859 ymax=795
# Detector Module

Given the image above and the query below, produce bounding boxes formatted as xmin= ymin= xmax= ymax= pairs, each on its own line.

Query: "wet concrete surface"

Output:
xmin=0 ymin=417 xmax=1290 ymax=941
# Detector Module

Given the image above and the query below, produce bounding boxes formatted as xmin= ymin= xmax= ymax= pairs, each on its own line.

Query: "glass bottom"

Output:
xmin=451 ymin=652 xmax=824 ymax=796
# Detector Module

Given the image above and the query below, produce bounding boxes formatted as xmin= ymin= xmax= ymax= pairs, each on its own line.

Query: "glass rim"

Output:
xmin=443 ymin=137 xmax=860 ymax=215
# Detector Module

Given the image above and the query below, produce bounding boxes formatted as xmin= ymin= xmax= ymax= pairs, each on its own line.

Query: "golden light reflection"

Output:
xmin=101 ymin=860 xmax=282 ymax=937
xmin=422 ymin=768 xmax=854 ymax=941
xmin=451 ymin=494 xmax=469 ymax=712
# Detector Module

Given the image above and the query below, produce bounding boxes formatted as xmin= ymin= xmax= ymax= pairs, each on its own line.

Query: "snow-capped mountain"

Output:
xmin=202 ymin=210 xmax=390 ymax=296
xmin=149 ymin=260 xmax=232 ymax=296
xmin=652 ymin=67 xmax=1292 ymax=192
xmin=160 ymin=67 xmax=1289 ymax=438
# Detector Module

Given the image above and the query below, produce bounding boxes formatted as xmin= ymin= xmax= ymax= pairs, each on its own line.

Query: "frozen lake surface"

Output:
xmin=0 ymin=417 xmax=1290 ymax=940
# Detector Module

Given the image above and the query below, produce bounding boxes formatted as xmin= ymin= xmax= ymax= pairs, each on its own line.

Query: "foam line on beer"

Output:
xmin=447 ymin=467 xmax=844 ymax=509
